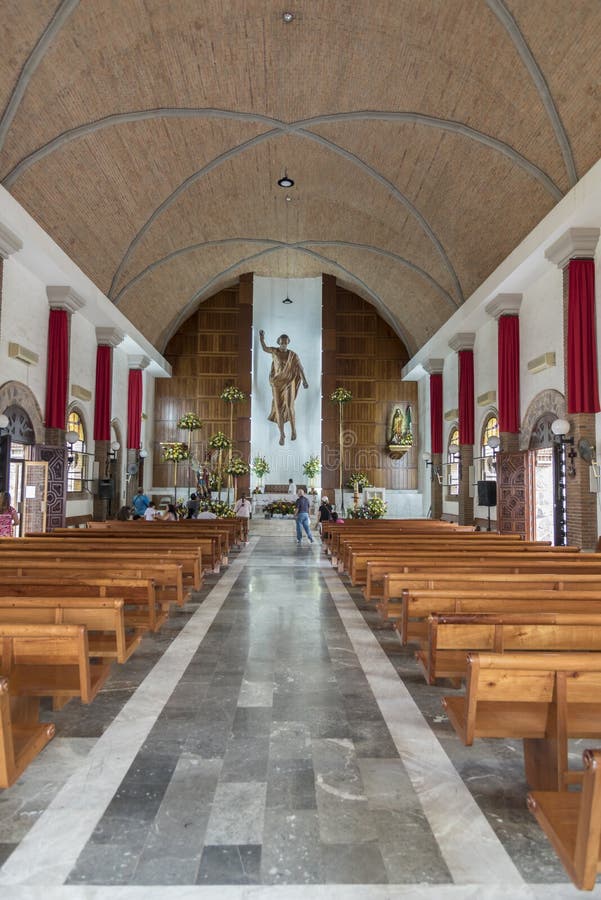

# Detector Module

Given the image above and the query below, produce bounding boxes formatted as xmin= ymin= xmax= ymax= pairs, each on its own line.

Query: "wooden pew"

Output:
xmin=5 ymin=538 xmax=205 ymax=585
xmin=442 ymin=651 xmax=601 ymax=791
xmin=391 ymin=586 xmax=601 ymax=646
xmin=0 ymin=560 xmax=187 ymax=612
xmin=0 ymin=623 xmax=111 ymax=706
xmin=44 ymin=527 xmax=225 ymax=571
xmin=0 ymin=677 xmax=55 ymax=789
xmin=345 ymin=546 xmax=583 ymax=586
xmin=418 ymin=611 xmax=601 ymax=685
xmin=528 ymin=748 xmax=601 ymax=891
xmin=0 ymin=597 xmax=142 ymax=664
xmin=0 ymin=546 xmax=201 ymax=591
xmin=0 ymin=576 xmax=162 ymax=633
xmin=381 ymin=571 xmax=601 ymax=639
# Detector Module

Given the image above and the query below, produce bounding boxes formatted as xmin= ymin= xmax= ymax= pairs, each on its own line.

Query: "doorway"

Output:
xmin=529 ymin=414 xmax=557 ymax=544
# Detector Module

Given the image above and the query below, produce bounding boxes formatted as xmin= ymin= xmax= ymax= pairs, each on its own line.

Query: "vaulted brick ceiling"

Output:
xmin=1 ymin=0 xmax=600 ymax=354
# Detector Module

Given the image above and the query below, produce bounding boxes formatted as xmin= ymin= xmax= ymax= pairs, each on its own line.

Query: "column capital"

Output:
xmin=0 ymin=222 xmax=23 ymax=259
xmin=425 ymin=358 xmax=444 ymax=375
xmin=448 ymin=332 xmax=475 ymax=352
xmin=485 ymin=293 xmax=522 ymax=319
xmin=127 ymin=355 xmax=150 ymax=370
xmin=95 ymin=326 xmax=124 ymax=348
xmin=46 ymin=285 xmax=86 ymax=313
xmin=545 ymin=227 xmax=600 ymax=269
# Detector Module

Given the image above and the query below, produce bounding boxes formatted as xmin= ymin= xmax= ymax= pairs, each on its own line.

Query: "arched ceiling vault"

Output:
xmin=1 ymin=0 xmax=600 ymax=354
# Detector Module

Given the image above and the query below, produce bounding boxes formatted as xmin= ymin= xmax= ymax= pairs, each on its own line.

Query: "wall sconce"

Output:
xmin=109 ymin=441 xmax=121 ymax=461
xmin=138 ymin=448 xmax=148 ymax=460
xmin=551 ymin=418 xmax=576 ymax=477
xmin=422 ymin=451 xmax=442 ymax=483
xmin=0 ymin=413 xmax=9 ymax=434
xmin=65 ymin=429 xmax=80 ymax=467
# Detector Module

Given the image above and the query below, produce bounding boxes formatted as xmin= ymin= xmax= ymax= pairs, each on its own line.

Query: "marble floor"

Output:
xmin=0 ymin=520 xmax=599 ymax=899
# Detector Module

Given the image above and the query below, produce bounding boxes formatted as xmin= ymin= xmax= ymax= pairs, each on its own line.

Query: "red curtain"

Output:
xmin=568 ymin=259 xmax=600 ymax=413
xmin=458 ymin=349 xmax=474 ymax=445
xmin=44 ymin=309 xmax=69 ymax=429
xmin=430 ymin=373 xmax=443 ymax=454
xmin=93 ymin=345 xmax=112 ymax=441
xmin=498 ymin=315 xmax=520 ymax=433
xmin=127 ymin=369 xmax=142 ymax=450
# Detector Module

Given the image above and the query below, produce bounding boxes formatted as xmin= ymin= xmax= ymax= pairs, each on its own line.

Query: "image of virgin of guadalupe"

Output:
xmin=259 ymin=330 xmax=308 ymax=445
xmin=388 ymin=404 xmax=412 ymax=445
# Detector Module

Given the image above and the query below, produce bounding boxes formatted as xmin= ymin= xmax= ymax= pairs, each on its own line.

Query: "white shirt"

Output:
xmin=288 ymin=483 xmax=295 ymax=494
xmin=143 ymin=507 xmax=158 ymax=520
xmin=234 ymin=499 xmax=251 ymax=518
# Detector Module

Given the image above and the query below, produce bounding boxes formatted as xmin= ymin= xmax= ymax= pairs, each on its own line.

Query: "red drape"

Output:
xmin=429 ymin=373 xmax=443 ymax=454
xmin=44 ymin=309 xmax=69 ymax=429
xmin=127 ymin=369 xmax=143 ymax=450
xmin=498 ymin=315 xmax=520 ymax=433
xmin=568 ymin=259 xmax=600 ymax=413
xmin=458 ymin=349 xmax=474 ymax=445
xmin=93 ymin=345 xmax=112 ymax=441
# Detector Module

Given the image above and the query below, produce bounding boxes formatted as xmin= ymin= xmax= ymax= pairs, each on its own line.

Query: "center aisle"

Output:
xmin=0 ymin=521 xmax=589 ymax=897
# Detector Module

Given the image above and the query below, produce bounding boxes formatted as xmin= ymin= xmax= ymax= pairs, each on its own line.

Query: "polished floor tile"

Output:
xmin=0 ymin=524 xmax=589 ymax=896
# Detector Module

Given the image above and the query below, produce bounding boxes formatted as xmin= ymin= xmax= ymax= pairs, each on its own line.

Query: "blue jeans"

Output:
xmin=296 ymin=512 xmax=313 ymax=542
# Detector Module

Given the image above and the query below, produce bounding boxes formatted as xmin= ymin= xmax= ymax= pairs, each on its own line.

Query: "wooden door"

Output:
xmin=497 ymin=450 xmax=536 ymax=539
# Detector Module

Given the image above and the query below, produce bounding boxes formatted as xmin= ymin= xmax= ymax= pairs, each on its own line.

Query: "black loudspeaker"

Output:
xmin=477 ymin=480 xmax=497 ymax=507
xmin=98 ymin=478 xmax=114 ymax=499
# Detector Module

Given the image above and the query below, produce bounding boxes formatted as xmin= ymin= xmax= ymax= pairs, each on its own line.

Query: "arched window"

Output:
xmin=447 ymin=426 xmax=460 ymax=496
xmin=480 ymin=413 xmax=499 ymax=480
xmin=67 ymin=410 xmax=86 ymax=493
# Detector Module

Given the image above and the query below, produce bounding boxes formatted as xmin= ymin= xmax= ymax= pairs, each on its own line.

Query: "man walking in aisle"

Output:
xmin=295 ymin=488 xmax=314 ymax=545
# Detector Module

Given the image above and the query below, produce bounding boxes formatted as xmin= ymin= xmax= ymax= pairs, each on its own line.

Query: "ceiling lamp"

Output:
xmin=277 ymin=172 xmax=294 ymax=188
xmin=282 ymin=12 xmax=295 ymax=23
xmin=282 ymin=296 xmax=293 ymax=305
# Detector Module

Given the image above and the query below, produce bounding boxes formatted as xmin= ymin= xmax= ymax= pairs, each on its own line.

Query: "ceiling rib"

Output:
xmin=3 ymin=109 xmax=562 ymax=202
xmin=158 ymin=244 xmax=415 ymax=356
xmin=0 ymin=0 xmax=79 ymax=153
xmin=115 ymin=237 xmax=457 ymax=311
xmin=485 ymin=0 xmax=577 ymax=187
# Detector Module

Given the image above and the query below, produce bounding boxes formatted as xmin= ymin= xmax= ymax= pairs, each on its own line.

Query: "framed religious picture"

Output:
xmin=387 ymin=402 xmax=414 ymax=456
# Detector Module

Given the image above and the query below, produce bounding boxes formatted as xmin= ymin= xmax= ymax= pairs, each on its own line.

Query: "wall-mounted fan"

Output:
xmin=127 ymin=462 xmax=139 ymax=476
xmin=578 ymin=439 xmax=595 ymax=463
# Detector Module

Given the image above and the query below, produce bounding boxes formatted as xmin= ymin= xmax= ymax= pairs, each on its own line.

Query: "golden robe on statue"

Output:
xmin=259 ymin=331 xmax=308 ymax=445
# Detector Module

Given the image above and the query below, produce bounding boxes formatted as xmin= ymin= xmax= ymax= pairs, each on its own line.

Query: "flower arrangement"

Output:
xmin=209 ymin=431 xmax=232 ymax=450
xmin=347 ymin=472 xmax=371 ymax=489
xmin=220 ymin=386 xmax=246 ymax=403
xmin=347 ymin=497 xmax=387 ymax=519
xmin=302 ymin=455 xmax=321 ymax=478
xmin=252 ymin=455 xmax=270 ymax=478
xmin=265 ymin=500 xmax=297 ymax=516
xmin=200 ymin=500 xmax=236 ymax=518
xmin=177 ymin=412 xmax=203 ymax=431
xmin=225 ymin=457 xmax=250 ymax=477
xmin=162 ymin=442 xmax=190 ymax=462
xmin=330 ymin=387 xmax=353 ymax=403
xmin=175 ymin=500 xmax=188 ymax=519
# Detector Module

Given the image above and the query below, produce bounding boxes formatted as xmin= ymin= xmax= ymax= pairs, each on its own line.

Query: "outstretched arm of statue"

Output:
xmin=259 ymin=330 xmax=275 ymax=353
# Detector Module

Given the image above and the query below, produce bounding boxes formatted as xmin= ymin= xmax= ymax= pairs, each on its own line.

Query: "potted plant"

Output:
xmin=303 ymin=454 xmax=320 ymax=494
xmin=252 ymin=455 xmax=270 ymax=493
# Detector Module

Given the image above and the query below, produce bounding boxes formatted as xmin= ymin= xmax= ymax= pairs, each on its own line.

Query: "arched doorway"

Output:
xmin=4 ymin=404 xmax=36 ymax=536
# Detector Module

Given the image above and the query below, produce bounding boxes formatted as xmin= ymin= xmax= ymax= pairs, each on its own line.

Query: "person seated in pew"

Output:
xmin=197 ymin=508 xmax=217 ymax=519
xmin=161 ymin=504 xmax=178 ymax=521
xmin=116 ymin=506 xmax=131 ymax=521
xmin=186 ymin=492 xmax=200 ymax=518
xmin=143 ymin=502 xmax=159 ymax=521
